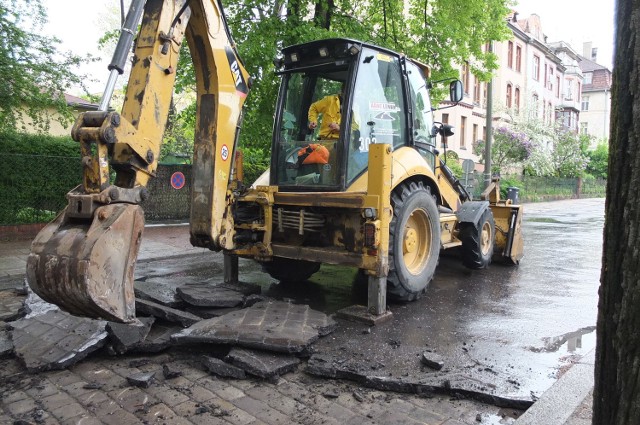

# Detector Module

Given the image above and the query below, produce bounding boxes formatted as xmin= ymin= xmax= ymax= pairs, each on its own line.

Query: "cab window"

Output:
xmin=348 ymin=48 xmax=407 ymax=182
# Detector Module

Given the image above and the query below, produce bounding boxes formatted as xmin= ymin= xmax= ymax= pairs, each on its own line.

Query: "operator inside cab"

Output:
xmin=292 ymin=82 xmax=345 ymax=185
xmin=307 ymin=83 xmax=344 ymax=140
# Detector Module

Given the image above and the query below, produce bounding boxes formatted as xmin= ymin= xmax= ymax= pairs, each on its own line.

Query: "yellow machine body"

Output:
xmin=26 ymin=3 xmax=523 ymax=322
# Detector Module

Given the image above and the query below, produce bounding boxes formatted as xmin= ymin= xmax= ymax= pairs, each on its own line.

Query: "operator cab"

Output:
xmin=271 ymin=38 xmax=436 ymax=191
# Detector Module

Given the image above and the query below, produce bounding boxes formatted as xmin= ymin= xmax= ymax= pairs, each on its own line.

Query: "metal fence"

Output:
xmin=467 ymin=172 xmax=607 ymax=202
xmin=0 ymin=154 xmax=192 ymax=225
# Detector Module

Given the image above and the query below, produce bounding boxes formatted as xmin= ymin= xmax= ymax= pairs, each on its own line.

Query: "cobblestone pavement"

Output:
xmin=0 ymin=350 xmax=522 ymax=425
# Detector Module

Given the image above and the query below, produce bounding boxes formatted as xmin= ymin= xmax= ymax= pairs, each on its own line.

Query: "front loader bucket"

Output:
xmin=490 ymin=204 xmax=524 ymax=265
xmin=26 ymin=203 xmax=145 ymax=323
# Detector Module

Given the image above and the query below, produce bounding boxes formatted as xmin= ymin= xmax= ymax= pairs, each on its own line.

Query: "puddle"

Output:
xmin=526 ymin=326 xmax=596 ymax=353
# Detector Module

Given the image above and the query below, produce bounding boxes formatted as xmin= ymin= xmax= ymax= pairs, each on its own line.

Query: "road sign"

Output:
xmin=170 ymin=171 xmax=186 ymax=190
xmin=462 ymin=159 xmax=475 ymax=173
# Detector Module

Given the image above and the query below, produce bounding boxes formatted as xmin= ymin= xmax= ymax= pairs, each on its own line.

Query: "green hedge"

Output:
xmin=0 ymin=133 xmax=81 ymax=224
xmin=0 ymin=132 xmax=78 ymax=156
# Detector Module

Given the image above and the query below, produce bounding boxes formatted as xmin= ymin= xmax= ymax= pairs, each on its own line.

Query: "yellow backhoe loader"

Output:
xmin=27 ymin=0 xmax=524 ymax=323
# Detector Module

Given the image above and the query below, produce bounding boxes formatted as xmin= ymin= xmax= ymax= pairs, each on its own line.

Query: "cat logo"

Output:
xmin=225 ymin=47 xmax=249 ymax=98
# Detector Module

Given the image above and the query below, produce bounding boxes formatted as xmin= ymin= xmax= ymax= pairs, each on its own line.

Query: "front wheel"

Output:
xmin=387 ymin=181 xmax=441 ymax=301
xmin=459 ymin=209 xmax=495 ymax=269
xmin=261 ymin=257 xmax=321 ymax=283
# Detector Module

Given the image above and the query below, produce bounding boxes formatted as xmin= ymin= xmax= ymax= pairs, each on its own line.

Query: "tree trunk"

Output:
xmin=593 ymin=0 xmax=640 ymax=423
xmin=313 ymin=0 xmax=335 ymax=30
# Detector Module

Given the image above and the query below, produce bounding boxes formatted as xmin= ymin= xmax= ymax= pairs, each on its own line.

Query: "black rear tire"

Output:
xmin=459 ymin=209 xmax=495 ymax=269
xmin=262 ymin=257 xmax=321 ymax=283
xmin=387 ymin=181 xmax=441 ymax=301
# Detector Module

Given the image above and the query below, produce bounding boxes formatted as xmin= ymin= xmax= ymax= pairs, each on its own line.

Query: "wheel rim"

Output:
xmin=403 ymin=209 xmax=431 ymax=274
xmin=481 ymin=220 xmax=493 ymax=256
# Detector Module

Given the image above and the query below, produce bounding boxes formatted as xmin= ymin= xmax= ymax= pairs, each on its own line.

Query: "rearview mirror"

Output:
xmin=449 ymin=80 xmax=463 ymax=103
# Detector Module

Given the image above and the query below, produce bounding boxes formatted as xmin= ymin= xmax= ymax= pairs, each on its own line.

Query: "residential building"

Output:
xmin=578 ymin=43 xmax=612 ymax=145
xmin=20 ymin=93 xmax=99 ymax=136
xmin=433 ymin=12 xmax=583 ymax=166
xmin=548 ymin=41 xmax=583 ymax=133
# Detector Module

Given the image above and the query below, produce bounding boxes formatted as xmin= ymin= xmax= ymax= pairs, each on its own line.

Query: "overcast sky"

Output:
xmin=514 ymin=0 xmax=616 ymax=69
xmin=42 ymin=0 xmax=617 ymax=95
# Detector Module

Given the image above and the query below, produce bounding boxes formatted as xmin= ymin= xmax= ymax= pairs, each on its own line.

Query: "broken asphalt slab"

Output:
xmin=0 ymin=289 xmax=26 ymax=321
xmin=306 ymin=354 xmax=534 ymax=410
xmin=135 ymin=298 xmax=202 ymax=327
xmin=202 ymin=355 xmax=247 ymax=379
xmin=226 ymin=347 xmax=300 ymax=379
xmin=106 ymin=317 xmax=155 ymax=355
xmin=134 ymin=279 xmax=187 ymax=308
xmin=8 ymin=310 xmax=107 ymax=372
xmin=172 ymin=300 xmax=337 ymax=354
xmin=176 ymin=281 xmax=262 ymax=308
xmin=126 ymin=371 xmax=156 ymax=388
xmin=0 ymin=329 xmax=13 ymax=357
xmin=133 ymin=323 xmax=183 ymax=353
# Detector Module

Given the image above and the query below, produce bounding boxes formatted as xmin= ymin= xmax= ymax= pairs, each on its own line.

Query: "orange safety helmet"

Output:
xmin=297 ymin=144 xmax=329 ymax=166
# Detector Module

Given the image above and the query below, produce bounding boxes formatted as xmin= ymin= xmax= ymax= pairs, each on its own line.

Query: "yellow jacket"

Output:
xmin=308 ymin=94 xmax=341 ymax=139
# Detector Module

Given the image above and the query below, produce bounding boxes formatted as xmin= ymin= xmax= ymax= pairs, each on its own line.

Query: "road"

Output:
xmin=0 ymin=198 xmax=604 ymax=424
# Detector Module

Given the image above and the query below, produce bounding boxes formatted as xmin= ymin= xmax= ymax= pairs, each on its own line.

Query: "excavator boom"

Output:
xmin=27 ymin=0 xmax=250 ymax=322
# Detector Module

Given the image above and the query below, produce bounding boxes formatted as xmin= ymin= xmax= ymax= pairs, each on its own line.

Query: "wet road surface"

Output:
xmin=308 ymin=198 xmax=603 ymax=402
xmin=134 ymin=198 xmax=603 ymax=404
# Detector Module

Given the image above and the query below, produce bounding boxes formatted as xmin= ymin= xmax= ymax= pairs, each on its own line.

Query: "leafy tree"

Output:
xmin=98 ymin=0 xmax=513 ymax=158
xmin=489 ymin=104 xmax=589 ymax=178
xmin=160 ymin=0 xmax=513 ymax=151
xmin=0 ymin=0 xmax=90 ymax=133
xmin=585 ymin=142 xmax=608 ymax=179
xmin=548 ymin=129 xmax=589 ymax=177
xmin=473 ymin=126 xmax=532 ymax=174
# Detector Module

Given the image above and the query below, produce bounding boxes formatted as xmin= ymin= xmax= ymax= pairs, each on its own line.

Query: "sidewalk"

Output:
xmin=0 ymin=223 xmax=206 ymax=279
xmin=514 ymin=349 xmax=594 ymax=425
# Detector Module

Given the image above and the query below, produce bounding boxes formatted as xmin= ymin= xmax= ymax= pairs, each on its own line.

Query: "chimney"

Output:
xmin=591 ymin=47 xmax=598 ymax=61
xmin=583 ymin=42 xmax=593 ymax=58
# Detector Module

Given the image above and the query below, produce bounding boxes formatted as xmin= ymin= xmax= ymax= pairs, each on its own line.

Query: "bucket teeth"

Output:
xmin=26 ymin=204 xmax=145 ymax=323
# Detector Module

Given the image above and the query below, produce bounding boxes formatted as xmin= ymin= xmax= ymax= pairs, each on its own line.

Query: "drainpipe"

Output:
xmin=484 ymin=43 xmax=494 ymax=189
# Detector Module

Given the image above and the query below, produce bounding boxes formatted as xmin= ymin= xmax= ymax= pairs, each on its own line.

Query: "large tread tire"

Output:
xmin=387 ymin=181 xmax=441 ymax=301
xmin=459 ymin=209 xmax=495 ymax=269
xmin=261 ymin=257 xmax=321 ymax=283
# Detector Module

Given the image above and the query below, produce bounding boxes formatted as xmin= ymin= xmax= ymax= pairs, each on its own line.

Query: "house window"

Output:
xmin=483 ymin=83 xmax=488 ymax=108
xmin=565 ymin=81 xmax=573 ymax=100
xmin=514 ymin=87 xmax=520 ymax=111
xmin=549 ymin=68 xmax=554 ymax=91
xmin=473 ymin=77 xmax=480 ymax=104
xmin=543 ymin=102 xmax=546 ymax=123
xmin=515 ymin=45 xmax=522 ymax=72
xmin=548 ymin=102 xmax=553 ymax=123
xmin=508 ymin=41 xmax=514 ymax=68
xmin=460 ymin=116 xmax=467 ymax=148
xmin=533 ymin=55 xmax=540 ymax=81
xmin=532 ymin=94 xmax=539 ymax=117
xmin=544 ymin=65 xmax=548 ymax=89
xmin=462 ymin=63 xmax=470 ymax=94
xmin=556 ymin=76 xmax=560 ymax=98
xmin=473 ymin=124 xmax=478 ymax=146
xmin=584 ymin=72 xmax=593 ymax=84
xmin=580 ymin=122 xmax=588 ymax=135
xmin=582 ymin=96 xmax=590 ymax=111
xmin=483 ymin=126 xmax=487 ymax=141
xmin=506 ymin=84 xmax=512 ymax=108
